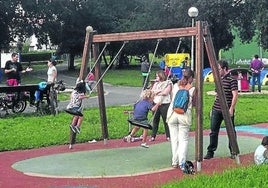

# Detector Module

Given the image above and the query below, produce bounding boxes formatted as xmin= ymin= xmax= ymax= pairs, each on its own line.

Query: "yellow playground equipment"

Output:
xmin=164 ymin=53 xmax=190 ymax=67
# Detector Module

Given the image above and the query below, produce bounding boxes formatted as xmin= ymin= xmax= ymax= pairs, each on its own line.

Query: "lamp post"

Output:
xmin=259 ymin=31 xmax=263 ymax=61
xmin=17 ymin=40 xmax=23 ymax=63
xmin=188 ymin=7 xmax=198 ymax=71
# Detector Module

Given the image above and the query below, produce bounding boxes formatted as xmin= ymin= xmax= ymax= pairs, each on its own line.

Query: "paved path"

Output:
xmin=0 ymin=64 xmax=142 ymax=115
xmin=32 ymin=65 xmax=142 ymax=110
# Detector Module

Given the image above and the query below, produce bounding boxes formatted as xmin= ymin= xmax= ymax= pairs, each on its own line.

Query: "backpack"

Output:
xmin=183 ymin=161 xmax=195 ymax=174
xmin=173 ymin=84 xmax=191 ymax=114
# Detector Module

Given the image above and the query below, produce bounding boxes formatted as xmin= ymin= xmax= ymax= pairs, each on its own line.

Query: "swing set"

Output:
xmin=73 ymin=21 xmax=240 ymax=172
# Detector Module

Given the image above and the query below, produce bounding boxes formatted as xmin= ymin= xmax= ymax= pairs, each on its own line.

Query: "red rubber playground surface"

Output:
xmin=1 ymin=123 xmax=267 ymax=188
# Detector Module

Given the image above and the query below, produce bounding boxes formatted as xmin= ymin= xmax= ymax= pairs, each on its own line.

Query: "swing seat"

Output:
xmin=127 ymin=119 xmax=152 ymax=130
xmin=65 ymin=109 xmax=83 ymax=117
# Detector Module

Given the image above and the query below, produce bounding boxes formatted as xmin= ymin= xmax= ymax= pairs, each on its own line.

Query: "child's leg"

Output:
xmin=69 ymin=116 xmax=79 ymax=149
xmin=73 ymin=116 xmax=83 ymax=134
xmin=130 ymin=126 xmax=140 ymax=137
xmin=69 ymin=130 xmax=77 ymax=145
xmin=124 ymin=126 xmax=140 ymax=143
xmin=71 ymin=116 xmax=79 ymax=125
xmin=141 ymin=128 xmax=149 ymax=148
xmin=76 ymin=116 xmax=84 ymax=127
xmin=142 ymin=128 xmax=148 ymax=143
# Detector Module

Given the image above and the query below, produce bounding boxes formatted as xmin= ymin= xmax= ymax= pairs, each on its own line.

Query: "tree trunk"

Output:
xmin=68 ymin=53 xmax=75 ymax=70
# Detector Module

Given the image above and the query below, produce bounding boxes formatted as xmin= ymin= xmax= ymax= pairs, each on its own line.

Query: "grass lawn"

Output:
xmin=221 ymin=29 xmax=268 ymax=63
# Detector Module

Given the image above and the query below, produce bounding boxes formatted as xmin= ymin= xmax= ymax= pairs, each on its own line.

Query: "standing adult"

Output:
xmin=167 ymin=69 xmax=195 ymax=171
xmin=4 ymin=52 xmax=32 ymax=86
xmin=47 ymin=59 xmax=57 ymax=83
xmin=250 ymin=54 xmax=264 ymax=92
xmin=141 ymin=56 xmax=150 ymax=90
xmin=204 ymin=60 xmax=238 ymax=160
xmin=150 ymin=70 xmax=172 ymax=141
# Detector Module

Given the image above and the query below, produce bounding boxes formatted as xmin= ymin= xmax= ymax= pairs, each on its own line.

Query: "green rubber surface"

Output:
xmin=12 ymin=135 xmax=259 ymax=178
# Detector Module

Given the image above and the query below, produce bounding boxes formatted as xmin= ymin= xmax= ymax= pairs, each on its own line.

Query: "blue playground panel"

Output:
xmin=168 ymin=67 xmax=212 ymax=81
xmin=159 ymin=60 xmax=165 ymax=70
xmin=170 ymin=66 xmax=183 ymax=79
xmin=221 ymin=125 xmax=268 ymax=136
xmin=203 ymin=67 xmax=212 ymax=78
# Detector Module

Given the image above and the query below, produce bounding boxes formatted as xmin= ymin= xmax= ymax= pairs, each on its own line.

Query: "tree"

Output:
xmin=0 ymin=0 xmax=21 ymax=51
xmin=2 ymin=0 xmax=267 ymax=69
xmin=254 ymin=0 xmax=268 ymax=49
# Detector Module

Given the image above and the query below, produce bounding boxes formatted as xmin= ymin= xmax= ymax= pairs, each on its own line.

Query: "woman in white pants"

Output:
xmin=167 ymin=69 xmax=195 ymax=171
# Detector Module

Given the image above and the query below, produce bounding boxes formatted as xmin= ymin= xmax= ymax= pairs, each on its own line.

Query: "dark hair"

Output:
xmin=179 ymin=69 xmax=194 ymax=86
xmin=11 ymin=52 xmax=18 ymax=57
xmin=218 ymin=60 xmax=229 ymax=71
xmin=49 ymin=59 xmax=57 ymax=66
xmin=75 ymin=82 xmax=86 ymax=93
xmin=261 ymin=136 xmax=268 ymax=146
xmin=254 ymin=54 xmax=259 ymax=59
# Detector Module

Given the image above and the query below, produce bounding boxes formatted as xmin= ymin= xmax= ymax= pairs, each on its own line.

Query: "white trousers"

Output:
xmin=167 ymin=111 xmax=191 ymax=166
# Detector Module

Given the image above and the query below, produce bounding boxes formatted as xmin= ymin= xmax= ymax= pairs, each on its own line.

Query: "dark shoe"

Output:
xmin=204 ymin=153 xmax=214 ymax=160
xmin=230 ymin=154 xmax=236 ymax=159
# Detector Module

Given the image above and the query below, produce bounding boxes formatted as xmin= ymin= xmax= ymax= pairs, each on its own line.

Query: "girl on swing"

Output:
xmin=66 ymin=81 xmax=89 ymax=149
xmin=124 ymin=89 xmax=160 ymax=148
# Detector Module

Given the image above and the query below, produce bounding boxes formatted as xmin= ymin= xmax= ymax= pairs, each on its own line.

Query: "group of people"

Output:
xmin=4 ymin=52 xmax=58 ymax=87
xmin=127 ymin=64 xmax=196 ymax=171
xmin=3 ymin=52 xmax=268 ymax=167
xmin=128 ymin=58 xmax=244 ymax=172
xmin=3 ymin=52 xmax=89 ymax=150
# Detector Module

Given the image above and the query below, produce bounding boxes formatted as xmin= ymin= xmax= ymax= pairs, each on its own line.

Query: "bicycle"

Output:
xmin=0 ymin=92 xmax=27 ymax=116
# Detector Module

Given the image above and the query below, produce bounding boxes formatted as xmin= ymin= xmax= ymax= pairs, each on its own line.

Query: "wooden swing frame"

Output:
xmin=78 ymin=21 xmax=240 ymax=171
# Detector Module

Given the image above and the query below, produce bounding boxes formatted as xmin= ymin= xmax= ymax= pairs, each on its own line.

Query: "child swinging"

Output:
xmin=124 ymin=89 xmax=160 ymax=148
xmin=65 ymin=81 xmax=89 ymax=149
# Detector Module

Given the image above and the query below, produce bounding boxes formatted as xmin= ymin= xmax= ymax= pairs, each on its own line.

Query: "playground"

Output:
xmin=1 ymin=19 xmax=268 ymax=187
xmin=1 ymin=123 xmax=267 ymax=188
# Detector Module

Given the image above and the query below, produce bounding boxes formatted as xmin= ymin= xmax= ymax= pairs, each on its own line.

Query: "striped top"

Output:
xmin=213 ymin=74 xmax=238 ymax=111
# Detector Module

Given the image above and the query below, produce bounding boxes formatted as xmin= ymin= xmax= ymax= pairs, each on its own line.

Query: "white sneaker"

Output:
xmin=126 ymin=135 xmax=132 ymax=143
xmin=69 ymin=144 xmax=73 ymax=149
xmin=141 ymin=143 xmax=149 ymax=148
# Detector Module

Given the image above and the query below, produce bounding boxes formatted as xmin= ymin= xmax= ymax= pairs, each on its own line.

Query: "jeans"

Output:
xmin=207 ymin=109 xmax=236 ymax=155
xmin=252 ymin=73 xmax=261 ymax=92
xmin=151 ymin=103 xmax=170 ymax=139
